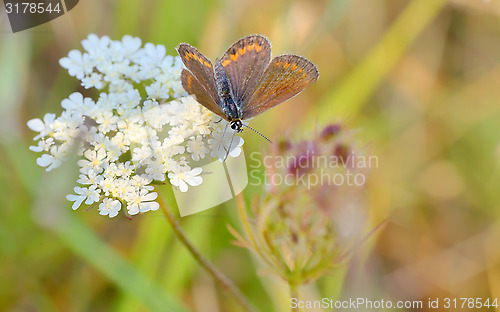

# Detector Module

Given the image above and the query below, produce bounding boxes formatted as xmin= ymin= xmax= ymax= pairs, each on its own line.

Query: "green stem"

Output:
xmin=235 ymin=193 xmax=275 ymax=268
xmin=289 ymin=281 xmax=299 ymax=312
xmin=156 ymin=189 xmax=256 ymax=312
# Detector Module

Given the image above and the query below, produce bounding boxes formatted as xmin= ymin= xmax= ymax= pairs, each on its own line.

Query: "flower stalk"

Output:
xmin=157 ymin=188 xmax=256 ymax=312
xmin=289 ymin=281 xmax=299 ymax=312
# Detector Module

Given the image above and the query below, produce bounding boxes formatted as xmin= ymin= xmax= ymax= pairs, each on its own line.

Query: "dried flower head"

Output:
xmin=233 ymin=124 xmax=374 ymax=286
xmin=28 ymin=34 xmax=244 ymax=217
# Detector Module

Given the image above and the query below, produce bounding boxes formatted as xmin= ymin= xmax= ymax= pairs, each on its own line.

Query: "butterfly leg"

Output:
xmin=223 ymin=131 xmax=236 ymax=162
xmin=217 ymin=122 xmax=229 ymax=159
xmin=215 ymin=118 xmax=223 ymax=124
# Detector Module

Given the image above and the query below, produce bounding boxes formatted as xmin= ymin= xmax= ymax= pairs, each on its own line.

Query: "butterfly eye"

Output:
xmin=230 ymin=122 xmax=238 ymax=130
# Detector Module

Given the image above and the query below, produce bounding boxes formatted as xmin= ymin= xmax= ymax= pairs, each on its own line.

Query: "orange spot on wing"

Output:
xmin=291 ymin=64 xmax=298 ymax=71
xmin=247 ymin=43 xmax=255 ymax=51
xmin=238 ymin=47 xmax=246 ymax=55
xmin=222 ymin=59 xmax=231 ymax=67
xmin=198 ymin=57 xmax=203 ymax=64
xmin=204 ymin=61 xmax=212 ymax=68
xmin=255 ymin=45 xmax=262 ymax=52
xmin=185 ymin=52 xmax=191 ymax=59
xmin=230 ymin=54 xmax=238 ymax=61
xmin=283 ymin=62 xmax=291 ymax=69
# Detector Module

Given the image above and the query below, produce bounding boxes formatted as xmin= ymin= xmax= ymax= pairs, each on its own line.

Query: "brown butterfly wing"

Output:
xmin=181 ymin=69 xmax=226 ymax=120
xmin=177 ymin=43 xmax=220 ymax=107
xmin=220 ymin=35 xmax=271 ymax=108
xmin=240 ymin=55 xmax=319 ymax=120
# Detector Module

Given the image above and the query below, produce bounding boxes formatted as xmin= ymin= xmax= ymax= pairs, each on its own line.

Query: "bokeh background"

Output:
xmin=2 ymin=0 xmax=500 ymax=311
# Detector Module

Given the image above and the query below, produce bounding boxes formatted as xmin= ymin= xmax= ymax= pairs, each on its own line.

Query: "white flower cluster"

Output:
xmin=28 ymin=34 xmax=244 ymax=218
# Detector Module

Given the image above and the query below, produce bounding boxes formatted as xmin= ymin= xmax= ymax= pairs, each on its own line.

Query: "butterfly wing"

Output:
xmin=177 ymin=43 xmax=228 ymax=119
xmin=240 ymin=54 xmax=319 ymax=120
xmin=220 ymin=35 xmax=271 ymax=108
xmin=180 ymin=69 xmax=227 ymax=120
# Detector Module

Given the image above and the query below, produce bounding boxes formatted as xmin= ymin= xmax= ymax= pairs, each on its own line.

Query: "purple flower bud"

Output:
xmin=287 ymin=140 xmax=317 ymax=175
xmin=320 ymin=124 xmax=342 ymax=141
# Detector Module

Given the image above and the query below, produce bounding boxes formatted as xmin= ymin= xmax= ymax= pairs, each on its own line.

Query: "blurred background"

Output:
xmin=2 ymin=0 xmax=500 ymax=311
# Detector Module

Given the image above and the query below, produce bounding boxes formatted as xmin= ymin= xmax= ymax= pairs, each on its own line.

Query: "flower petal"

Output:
xmin=27 ymin=119 xmax=44 ymax=132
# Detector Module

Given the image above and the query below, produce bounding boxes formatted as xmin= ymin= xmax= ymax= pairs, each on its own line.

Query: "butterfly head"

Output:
xmin=230 ymin=119 xmax=243 ymax=133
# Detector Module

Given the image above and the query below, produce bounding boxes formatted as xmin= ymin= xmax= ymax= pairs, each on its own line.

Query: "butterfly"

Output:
xmin=177 ymin=34 xmax=319 ymax=144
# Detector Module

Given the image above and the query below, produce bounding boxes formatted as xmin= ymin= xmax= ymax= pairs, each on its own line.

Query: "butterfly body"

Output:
xmin=177 ymin=35 xmax=319 ymax=136
xmin=214 ymin=58 xmax=242 ymax=131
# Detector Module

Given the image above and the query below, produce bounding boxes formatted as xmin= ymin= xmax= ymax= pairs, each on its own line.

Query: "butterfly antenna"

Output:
xmin=223 ymin=132 xmax=236 ymax=162
xmin=242 ymin=124 xmax=272 ymax=143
